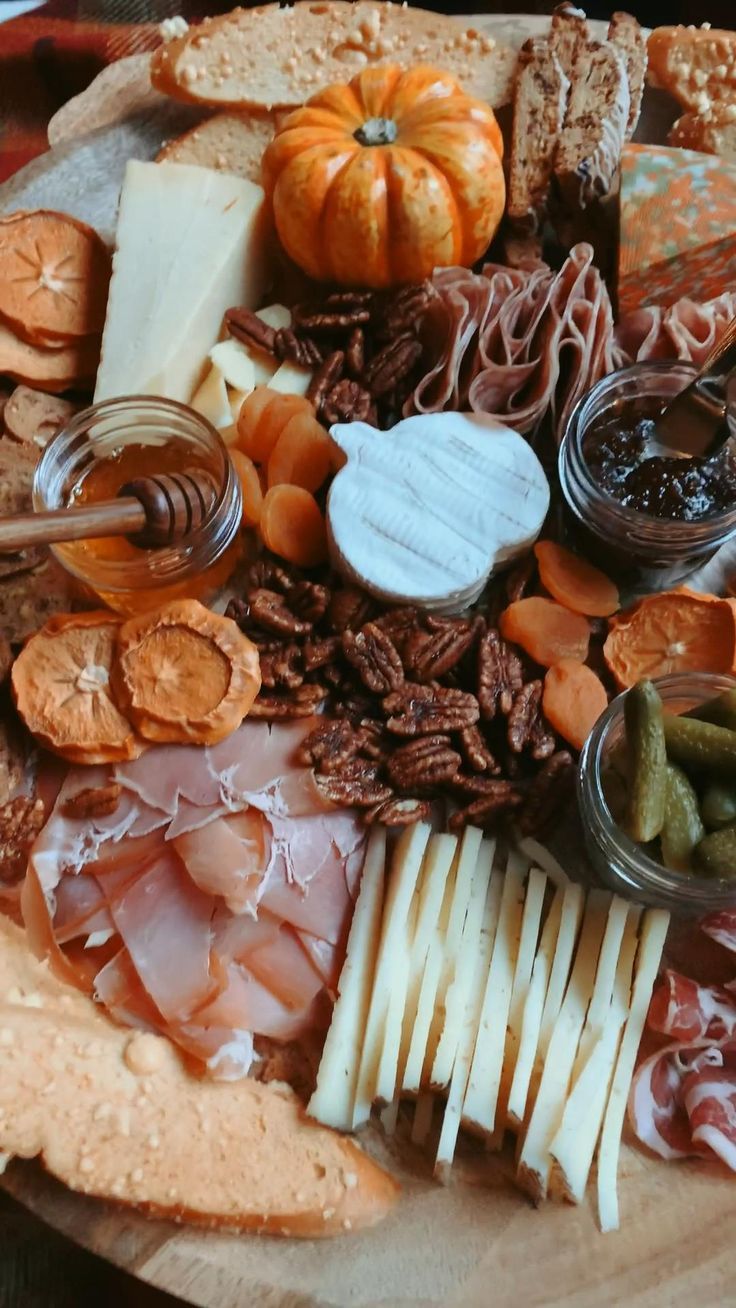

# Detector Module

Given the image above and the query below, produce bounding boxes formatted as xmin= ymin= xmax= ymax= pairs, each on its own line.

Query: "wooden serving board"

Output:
xmin=2 ymin=15 xmax=734 ymax=1307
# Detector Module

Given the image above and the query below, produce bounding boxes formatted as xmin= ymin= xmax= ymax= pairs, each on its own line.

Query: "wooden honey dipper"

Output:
xmin=0 ymin=468 xmax=220 ymax=553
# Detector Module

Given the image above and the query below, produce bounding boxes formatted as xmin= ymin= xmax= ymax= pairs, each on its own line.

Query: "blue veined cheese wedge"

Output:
xmin=327 ymin=413 xmax=550 ymax=611
xmin=94 ymin=161 xmax=267 ymax=404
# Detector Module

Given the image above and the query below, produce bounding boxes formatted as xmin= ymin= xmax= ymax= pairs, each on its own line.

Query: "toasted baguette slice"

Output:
xmin=0 ymin=916 xmax=399 ymax=1237
xmin=150 ymin=1 xmax=516 ymax=112
xmin=548 ymin=2 xmax=590 ymax=79
xmin=608 ymin=11 xmax=647 ymax=138
xmin=157 ymin=111 xmax=281 ymax=185
xmin=553 ymin=40 xmax=629 ymax=208
xmin=669 ymin=107 xmax=736 ymax=160
xmin=647 ymin=25 xmax=736 ymax=114
xmin=507 ymin=38 xmax=570 ymax=224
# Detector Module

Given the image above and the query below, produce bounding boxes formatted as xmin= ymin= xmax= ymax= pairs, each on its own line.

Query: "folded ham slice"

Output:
xmin=22 ymin=720 xmax=366 ymax=1079
xmin=615 ymin=291 xmax=736 ymax=371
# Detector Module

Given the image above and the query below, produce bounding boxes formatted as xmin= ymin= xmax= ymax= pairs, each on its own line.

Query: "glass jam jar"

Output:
xmin=34 ymin=397 xmax=242 ymax=614
xmin=558 ymin=362 xmax=736 ymax=593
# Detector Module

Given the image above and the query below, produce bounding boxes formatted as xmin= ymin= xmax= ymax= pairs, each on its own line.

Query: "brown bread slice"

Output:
xmin=608 ymin=11 xmax=647 ymax=138
xmin=553 ymin=39 xmax=630 ymax=209
xmin=156 ymin=111 xmax=282 ymax=185
xmin=548 ymin=2 xmax=590 ymax=79
xmin=669 ymin=107 xmax=736 ymax=159
xmin=507 ymin=38 xmax=570 ymax=224
xmin=647 ymin=25 xmax=736 ymax=115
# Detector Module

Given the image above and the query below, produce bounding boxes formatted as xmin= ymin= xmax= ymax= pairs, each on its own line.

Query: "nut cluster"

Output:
xmin=225 ymin=282 xmax=436 ymax=430
xmin=226 ymin=559 xmax=574 ymax=836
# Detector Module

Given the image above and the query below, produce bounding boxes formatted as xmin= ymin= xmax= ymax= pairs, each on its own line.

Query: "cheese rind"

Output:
xmin=95 ymin=161 xmax=266 ymax=403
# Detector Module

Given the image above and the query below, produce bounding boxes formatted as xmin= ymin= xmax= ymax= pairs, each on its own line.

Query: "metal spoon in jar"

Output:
xmin=652 ymin=317 xmax=736 ymax=459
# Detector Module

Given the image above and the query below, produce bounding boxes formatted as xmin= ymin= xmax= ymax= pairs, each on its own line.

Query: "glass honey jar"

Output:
xmin=33 ymin=397 xmax=242 ymax=614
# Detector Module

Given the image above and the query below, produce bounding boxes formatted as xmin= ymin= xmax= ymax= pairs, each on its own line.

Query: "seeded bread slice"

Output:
xmin=548 ymin=3 xmax=590 ymax=79
xmin=669 ymin=107 xmax=736 ymax=159
xmin=608 ymin=11 xmax=647 ymax=138
xmin=647 ymin=25 xmax=736 ymax=115
xmin=507 ymin=38 xmax=570 ymax=224
xmin=150 ymin=2 xmax=517 ymax=112
xmin=157 ymin=111 xmax=283 ymax=185
xmin=553 ymin=39 xmax=630 ymax=209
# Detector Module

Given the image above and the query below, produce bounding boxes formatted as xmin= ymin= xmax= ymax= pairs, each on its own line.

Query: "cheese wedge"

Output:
xmin=95 ymin=161 xmax=267 ymax=403
xmin=209 ymin=338 xmax=257 ymax=394
xmin=351 ymin=823 xmax=431 ymax=1129
xmin=516 ymin=890 xmax=610 ymax=1202
xmin=430 ymin=838 xmax=497 ymax=1092
xmin=269 ymin=361 xmax=313 ymax=396
xmin=461 ymin=850 xmax=527 ymax=1138
xmin=190 ymin=363 xmax=233 ymax=430
xmin=550 ymin=906 xmax=641 ymax=1203
xmin=435 ymin=849 xmax=503 ymax=1181
xmin=506 ymin=882 xmax=565 ymax=1132
xmin=308 ymin=828 xmax=386 ymax=1132
xmin=596 ymin=908 xmax=669 ymax=1233
xmin=493 ymin=865 xmax=547 ymax=1141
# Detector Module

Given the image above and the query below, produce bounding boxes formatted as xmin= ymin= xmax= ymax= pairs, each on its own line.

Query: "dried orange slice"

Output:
xmin=603 ymin=587 xmax=736 ymax=690
xmin=111 ymin=599 xmax=261 ymax=745
xmin=11 ymin=611 xmax=141 ymax=764
xmin=0 ymin=210 xmax=111 ymax=345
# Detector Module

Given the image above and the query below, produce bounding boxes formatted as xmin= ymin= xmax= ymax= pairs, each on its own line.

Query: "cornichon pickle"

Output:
xmin=624 ymin=680 xmax=667 ymax=843
xmin=701 ymin=782 xmax=736 ymax=831
xmin=693 ymin=824 xmax=736 ymax=879
xmin=659 ymin=764 xmax=704 ymax=872
xmin=687 ymin=689 xmax=736 ymax=733
xmin=663 ymin=715 xmax=736 ymax=778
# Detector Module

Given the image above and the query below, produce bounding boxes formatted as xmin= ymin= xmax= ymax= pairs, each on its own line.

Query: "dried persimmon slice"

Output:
xmin=603 ymin=587 xmax=736 ymax=689
xmin=11 ymin=611 xmax=141 ymax=764
xmin=0 ymin=210 xmax=111 ymax=345
xmin=111 ymin=599 xmax=261 ymax=745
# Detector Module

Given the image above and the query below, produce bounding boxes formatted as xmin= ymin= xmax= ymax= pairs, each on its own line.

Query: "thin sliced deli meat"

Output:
xmin=685 ymin=1062 xmax=736 ymax=1172
xmin=173 ymin=810 xmax=270 ymax=915
xmin=629 ymin=1041 xmax=728 ymax=1161
xmin=648 ymin=970 xmax=736 ymax=1043
xmin=615 ymin=291 xmax=736 ymax=371
xmin=701 ymin=910 xmax=736 ymax=957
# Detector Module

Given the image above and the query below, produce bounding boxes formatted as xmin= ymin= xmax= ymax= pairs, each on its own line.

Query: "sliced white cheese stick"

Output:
xmin=527 ymin=880 xmax=585 ymax=1115
xmin=397 ymin=835 xmax=458 ymax=1088
xmin=492 ymin=865 xmax=548 ymax=1144
xmin=308 ymin=828 xmax=386 ymax=1131
xmin=571 ymin=894 xmax=631 ymax=1087
xmin=351 ymin=823 xmax=431 ymax=1129
xmin=550 ymin=906 xmax=641 ymax=1203
xmin=596 ymin=908 xmax=670 ymax=1233
xmin=516 ymin=839 xmax=570 ymax=889
xmin=507 ymin=882 xmax=566 ymax=1133
xmin=516 ymin=889 xmax=610 ymax=1202
xmin=374 ymin=894 xmax=418 ymax=1109
xmin=435 ymin=851 xmax=503 ymax=1181
xmin=461 ymin=849 xmax=527 ymax=1138
xmin=430 ymin=838 xmax=498 ymax=1092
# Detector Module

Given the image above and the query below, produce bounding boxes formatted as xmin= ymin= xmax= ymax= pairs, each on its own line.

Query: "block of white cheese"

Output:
xmin=327 ymin=413 xmax=550 ymax=612
xmin=95 ymin=161 xmax=267 ymax=403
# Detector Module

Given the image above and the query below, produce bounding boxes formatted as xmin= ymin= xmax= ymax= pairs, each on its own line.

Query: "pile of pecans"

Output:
xmin=225 ymin=559 xmax=575 ymax=837
xmin=225 ymin=282 xmax=436 ymax=430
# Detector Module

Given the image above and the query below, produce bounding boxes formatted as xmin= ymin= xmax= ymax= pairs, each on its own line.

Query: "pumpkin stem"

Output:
xmin=354 ymin=117 xmax=398 ymax=147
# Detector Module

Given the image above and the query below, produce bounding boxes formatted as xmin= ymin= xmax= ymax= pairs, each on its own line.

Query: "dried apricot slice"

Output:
xmin=603 ymin=587 xmax=736 ymax=690
xmin=534 ymin=541 xmax=620 ymax=618
xmin=0 ymin=211 xmax=111 ymax=345
xmin=111 ymin=598 xmax=261 ymax=745
xmin=499 ymin=596 xmax=590 ymax=667
xmin=260 ymin=484 xmax=328 ymax=568
xmin=11 ymin=611 xmax=141 ymax=764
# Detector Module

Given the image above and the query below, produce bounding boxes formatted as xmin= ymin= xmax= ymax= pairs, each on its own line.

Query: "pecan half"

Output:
xmin=373 ymin=605 xmax=421 ymax=654
xmin=327 ymin=585 xmax=375 ymax=634
xmin=296 ymin=718 xmax=365 ymax=774
xmin=315 ymin=759 xmax=393 ymax=808
xmin=295 ymin=299 xmax=373 ymax=332
xmin=249 ymin=685 xmax=328 ymax=718
xmin=288 ymin=580 xmax=330 ymax=624
xmin=457 ymin=724 xmax=501 ymax=775
xmin=517 ymin=751 xmax=575 ymax=837
xmin=448 ymin=782 xmax=523 ymax=833
xmin=302 ymin=634 xmax=340 ymax=672
xmin=307 ymin=350 xmax=345 ymax=413
xmin=273 ymin=327 xmax=322 ymax=367
xmin=378 ymin=281 xmax=435 ymax=340
xmin=403 ymin=620 xmax=476 ymax=683
xmin=61 ymin=783 xmax=122 ymax=821
xmin=225 ymin=307 xmax=276 ymax=354
xmin=362 ymin=334 xmax=423 ymax=398
xmin=245 ymin=559 xmax=296 ymax=595
xmin=387 ymin=735 xmax=461 ymax=793
xmin=249 ymin=588 xmax=312 ymax=636
xmin=342 ymin=623 xmax=404 ymax=695
xmin=383 ymin=683 xmax=480 ymax=736
xmin=345 ymin=327 xmax=365 ymax=378
xmin=321 ymin=379 xmax=374 ymax=425
xmin=477 ymin=628 xmax=524 ymax=720
xmin=530 ymin=715 xmax=557 ymax=761
xmin=507 ymin=680 xmax=543 ymax=754
xmin=365 ymin=796 xmax=431 ymax=827
xmin=259 ymin=643 xmax=303 ymax=690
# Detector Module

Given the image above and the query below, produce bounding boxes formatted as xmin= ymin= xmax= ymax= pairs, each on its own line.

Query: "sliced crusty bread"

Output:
xmin=669 ymin=107 xmax=736 ymax=159
xmin=507 ymin=38 xmax=570 ymax=224
xmin=157 ymin=111 xmax=282 ymax=185
xmin=608 ymin=11 xmax=647 ymax=138
xmin=0 ymin=914 xmax=399 ymax=1236
xmin=150 ymin=2 xmax=517 ymax=111
xmin=548 ymin=3 xmax=590 ymax=80
xmin=553 ymin=39 xmax=630 ymax=208
xmin=647 ymin=25 xmax=736 ymax=114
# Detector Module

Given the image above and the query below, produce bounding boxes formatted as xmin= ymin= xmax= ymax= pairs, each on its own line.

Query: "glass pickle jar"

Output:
xmin=579 ymin=672 xmax=736 ymax=915
xmin=558 ymin=362 xmax=736 ymax=593
xmin=34 ymin=397 xmax=242 ymax=614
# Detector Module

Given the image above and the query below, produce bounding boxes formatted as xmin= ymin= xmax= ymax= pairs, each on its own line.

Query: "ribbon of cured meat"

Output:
xmin=409 ymin=243 xmax=616 ymax=444
xmin=629 ymin=912 xmax=736 ymax=1172
xmin=615 ymin=290 xmax=736 ymax=371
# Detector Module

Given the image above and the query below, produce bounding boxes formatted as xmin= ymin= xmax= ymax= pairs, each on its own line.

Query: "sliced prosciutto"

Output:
xmin=648 ymin=970 xmax=736 ymax=1043
xmin=22 ymin=718 xmax=366 ymax=1078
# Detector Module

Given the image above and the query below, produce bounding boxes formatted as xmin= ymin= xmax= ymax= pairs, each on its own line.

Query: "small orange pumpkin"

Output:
xmin=262 ymin=64 xmax=505 ymax=288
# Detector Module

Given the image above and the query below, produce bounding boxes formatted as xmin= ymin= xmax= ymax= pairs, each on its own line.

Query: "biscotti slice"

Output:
xmin=669 ymin=107 xmax=736 ymax=159
xmin=647 ymin=25 xmax=736 ymax=114
xmin=548 ymin=2 xmax=590 ymax=79
xmin=157 ymin=111 xmax=281 ymax=185
xmin=507 ymin=38 xmax=570 ymax=224
xmin=608 ymin=11 xmax=647 ymax=138
xmin=150 ymin=1 xmax=517 ymax=112
xmin=553 ymin=39 xmax=630 ymax=208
